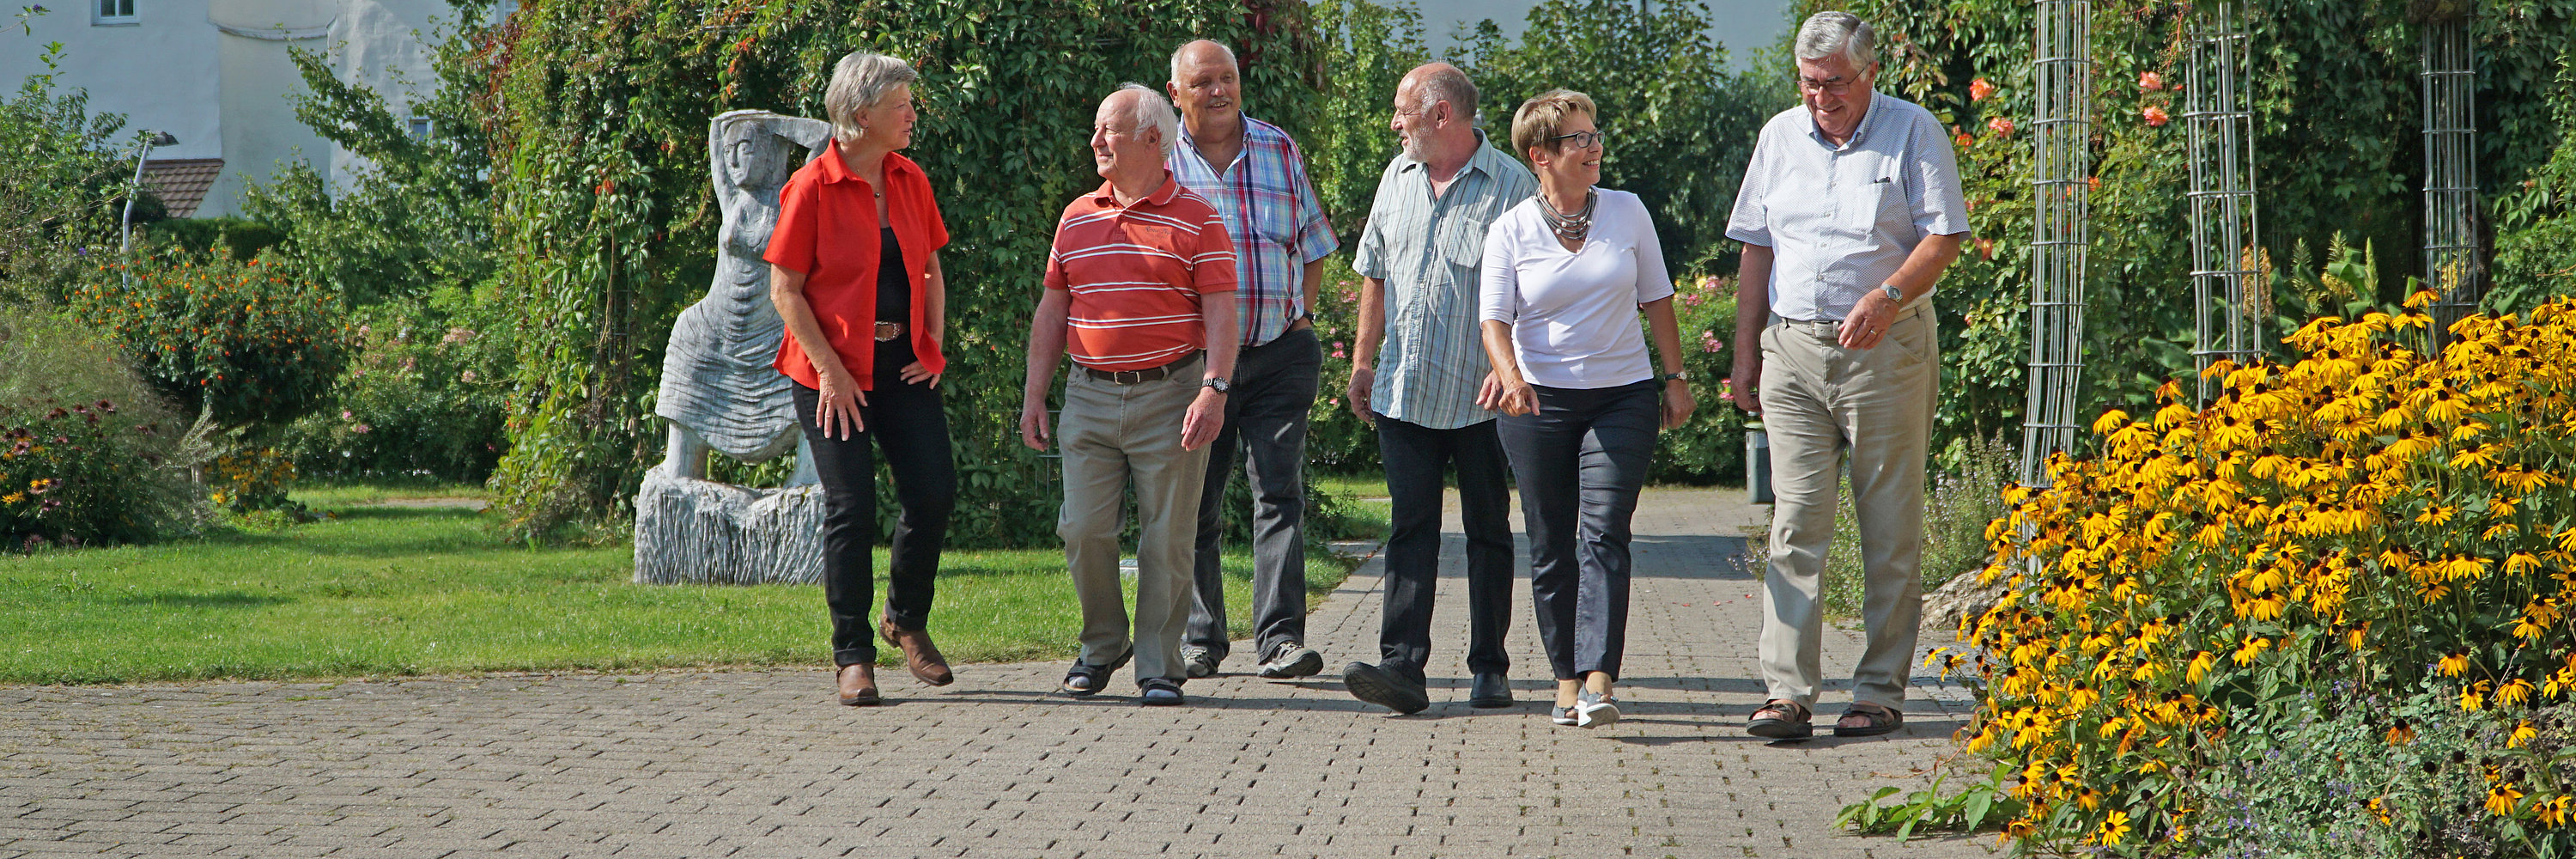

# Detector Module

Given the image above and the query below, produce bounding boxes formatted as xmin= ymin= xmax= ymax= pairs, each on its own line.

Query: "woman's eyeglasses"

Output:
xmin=1549 ymin=129 xmax=1607 ymax=149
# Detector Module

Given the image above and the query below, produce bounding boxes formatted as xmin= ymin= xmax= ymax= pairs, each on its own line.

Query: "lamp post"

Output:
xmin=120 ymin=130 xmax=178 ymax=286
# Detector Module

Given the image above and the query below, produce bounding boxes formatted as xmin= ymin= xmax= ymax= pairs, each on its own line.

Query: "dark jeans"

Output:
xmin=791 ymin=346 xmax=956 ymax=667
xmin=1188 ymin=326 xmax=1321 ymax=660
xmin=1498 ymin=379 xmax=1658 ymax=681
xmin=1373 ymin=415 xmax=1514 ymax=685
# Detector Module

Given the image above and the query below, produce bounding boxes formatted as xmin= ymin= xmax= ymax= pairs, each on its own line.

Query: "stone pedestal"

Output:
xmin=633 ymin=467 xmax=824 ymax=585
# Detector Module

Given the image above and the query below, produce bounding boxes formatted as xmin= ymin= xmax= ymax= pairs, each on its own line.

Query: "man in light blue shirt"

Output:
xmin=1727 ymin=12 xmax=1969 ymax=740
xmin=1340 ymin=63 xmax=1536 ymax=714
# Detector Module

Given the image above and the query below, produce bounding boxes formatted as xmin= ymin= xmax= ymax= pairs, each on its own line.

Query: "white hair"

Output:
xmin=823 ymin=52 xmax=918 ymax=146
xmin=1168 ymin=39 xmax=1236 ymax=87
xmin=1794 ymin=11 xmax=1876 ymax=70
xmin=1412 ymin=64 xmax=1479 ymax=125
xmin=1116 ymin=82 xmax=1180 ymax=157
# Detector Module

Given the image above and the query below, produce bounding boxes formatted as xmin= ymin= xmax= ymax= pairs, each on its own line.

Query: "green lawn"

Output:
xmin=1 ymin=496 xmax=1360 ymax=685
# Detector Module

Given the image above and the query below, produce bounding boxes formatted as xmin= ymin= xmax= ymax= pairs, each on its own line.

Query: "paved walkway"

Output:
xmin=0 ymin=488 xmax=1991 ymax=858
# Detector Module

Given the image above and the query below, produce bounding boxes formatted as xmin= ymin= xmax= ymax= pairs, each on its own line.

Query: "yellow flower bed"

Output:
xmin=1959 ymin=293 xmax=2576 ymax=849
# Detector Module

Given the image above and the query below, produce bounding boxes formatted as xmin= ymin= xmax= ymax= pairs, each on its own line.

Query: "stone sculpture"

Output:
xmin=635 ymin=110 xmax=834 ymax=586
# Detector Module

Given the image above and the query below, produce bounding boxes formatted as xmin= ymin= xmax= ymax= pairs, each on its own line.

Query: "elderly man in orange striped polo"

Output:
xmin=1020 ymin=83 xmax=1241 ymax=708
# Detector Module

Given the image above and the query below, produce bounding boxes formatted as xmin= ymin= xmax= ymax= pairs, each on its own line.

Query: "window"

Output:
xmin=94 ymin=0 xmax=137 ymax=25
xmin=407 ymin=118 xmax=434 ymax=140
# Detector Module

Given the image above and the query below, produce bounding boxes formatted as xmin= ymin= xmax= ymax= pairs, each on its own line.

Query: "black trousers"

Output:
xmin=1373 ymin=415 xmax=1514 ymax=685
xmin=1187 ymin=326 xmax=1321 ymax=660
xmin=790 ymin=343 xmax=956 ymax=667
xmin=1497 ymin=380 xmax=1658 ymax=681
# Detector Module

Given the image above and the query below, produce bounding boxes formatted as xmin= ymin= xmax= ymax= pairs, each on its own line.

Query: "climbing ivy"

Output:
xmin=483 ymin=0 xmax=1323 ymax=543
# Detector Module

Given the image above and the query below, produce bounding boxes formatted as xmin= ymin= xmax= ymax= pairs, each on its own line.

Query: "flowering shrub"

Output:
xmin=70 ymin=251 xmax=351 ymax=430
xmin=205 ymin=446 xmax=297 ymax=513
xmin=0 ymin=317 xmax=209 ymax=550
xmin=278 ymin=289 xmax=509 ymax=481
xmin=1956 ymin=294 xmax=2576 ymax=851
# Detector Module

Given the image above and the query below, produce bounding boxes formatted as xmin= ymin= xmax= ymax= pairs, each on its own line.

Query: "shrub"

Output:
xmin=69 ymin=250 xmax=352 ymax=432
xmin=0 ymin=34 xmax=138 ymax=307
xmin=0 ymin=314 xmax=209 ymax=549
xmin=278 ymin=285 xmax=509 ymax=482
xmin=1956 ymin=293 xmax=2576 ymax=851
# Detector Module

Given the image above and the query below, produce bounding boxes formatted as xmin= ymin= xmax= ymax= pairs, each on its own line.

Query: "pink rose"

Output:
xmin=353 ymin=423 xmax=372 ymax=434
xmin=342 ymin=411 xmax=354 ymax=420
xmin=2138 ymin=71 xmax=2163 ymax=92
xmin=1986 ymin=116 xmax=2015 ymax=137
xmin=2143 ymin=105 xmax=2171 ymax=127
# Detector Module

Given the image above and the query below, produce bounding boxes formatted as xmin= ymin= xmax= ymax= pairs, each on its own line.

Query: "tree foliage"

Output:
xmin=0 ymin=32 xmax=138 ymax=304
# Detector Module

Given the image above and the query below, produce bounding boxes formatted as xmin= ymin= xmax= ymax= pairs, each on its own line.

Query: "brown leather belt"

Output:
xmin=1081 ymin=350 xmax=1202 ymax=385
xmin=873 ymin=321 xmax=904 ymax=342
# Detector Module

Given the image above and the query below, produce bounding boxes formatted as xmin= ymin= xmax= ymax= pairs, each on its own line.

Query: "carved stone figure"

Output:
xmin=635 ymin=110 xmax=834 ymax=586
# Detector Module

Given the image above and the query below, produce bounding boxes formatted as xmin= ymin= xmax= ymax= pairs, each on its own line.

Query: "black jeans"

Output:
xmin=1188 ymin=326 xmax=1321 ymax=661
xmin=791 ymin=345 xmax=956 ymax=667
xmin=1373 ymin=415 xmax=1514 ymax=685
xmin=1497 ymin=380 xmax=1658 ymax=681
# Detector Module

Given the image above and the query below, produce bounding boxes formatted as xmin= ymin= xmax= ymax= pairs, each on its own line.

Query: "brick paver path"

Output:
xmin=0 ymin=488 xmax=1991 ymax=857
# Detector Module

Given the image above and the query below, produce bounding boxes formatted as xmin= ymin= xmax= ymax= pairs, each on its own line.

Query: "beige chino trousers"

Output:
xmin=1057 ymin=366 xmax=1212 ymax=686
xmin=1755 ymin=304 xmax=1936 ymax=711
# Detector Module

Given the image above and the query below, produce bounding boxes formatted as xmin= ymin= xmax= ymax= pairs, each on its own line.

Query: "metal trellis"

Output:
xmin=2021 ymin=0 xmax=2091 ymax=488
xmin=2184 ymin=1 xmax=2263 ymax=406
xmin=2422 ymin=14 xmax=2480 ymax=351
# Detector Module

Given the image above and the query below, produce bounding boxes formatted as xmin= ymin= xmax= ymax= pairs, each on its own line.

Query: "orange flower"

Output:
xmin=2143 ymin=106 xmax=2171 ymax=127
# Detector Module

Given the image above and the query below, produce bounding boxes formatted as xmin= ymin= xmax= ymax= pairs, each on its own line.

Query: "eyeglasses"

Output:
xmin=1795 ymin=75 xmax=1861 ymax=95
xmin=1549 ymin=129 xmax=1607 ymax=149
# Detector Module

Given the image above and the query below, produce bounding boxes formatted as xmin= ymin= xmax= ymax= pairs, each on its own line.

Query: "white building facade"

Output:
xmin=0 ymin=0 xmax=496 ymax=217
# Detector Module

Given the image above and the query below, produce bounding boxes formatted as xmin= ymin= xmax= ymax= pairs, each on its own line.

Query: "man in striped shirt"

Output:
xmin=1020 ymin=84 xmax=1240 ymax=707
xmin=1164 ymin=39 xmax=1340 ymax=680
xmin=1339 ymin=63 xmax=1535 ymax=715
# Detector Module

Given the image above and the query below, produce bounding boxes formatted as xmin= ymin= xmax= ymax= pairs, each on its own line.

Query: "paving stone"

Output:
xmin=0 ymin=488 xmax=1987 ymax=857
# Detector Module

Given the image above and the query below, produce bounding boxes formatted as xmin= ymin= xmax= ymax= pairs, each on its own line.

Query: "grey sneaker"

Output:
xmin=1181 ymin=644 xmax=1219 ymax=679
xmin=1255 ymin=641 xmax=1323 ymax=679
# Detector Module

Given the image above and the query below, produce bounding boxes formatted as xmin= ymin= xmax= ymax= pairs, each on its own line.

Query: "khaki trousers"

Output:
xmin=1756 ymin=305 xmax=1935 ymax=711
xmin=1058 ymin=367 xmax=1211 ymax=686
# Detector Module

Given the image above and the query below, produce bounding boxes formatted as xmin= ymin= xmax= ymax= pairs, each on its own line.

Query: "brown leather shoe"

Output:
xmin=879 ymin=618 xmax=954 ymax=685
xmin=835 ymin=662 xmax=880 ymax=706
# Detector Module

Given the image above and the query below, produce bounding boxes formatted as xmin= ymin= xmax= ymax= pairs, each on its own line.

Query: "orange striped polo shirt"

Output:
xmin=1042 ymin=174 xmax=1237 ymax=371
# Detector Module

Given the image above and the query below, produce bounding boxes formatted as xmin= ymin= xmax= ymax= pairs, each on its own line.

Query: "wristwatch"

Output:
xmin=1663 ymin=370 xmax=1687 ymax=382
xmin=1204 ymin=376 xmax=1231 ymax=394
xmin=1880 ymin=283 xmax=1904 ymax=303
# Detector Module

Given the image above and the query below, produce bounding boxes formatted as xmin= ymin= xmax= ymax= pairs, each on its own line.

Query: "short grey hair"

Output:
xmin=1168 ymin=39 xmax=1236 ymax=86
xmin=823 ymin=51 xmax=918 ymax=146
xmin=1794 ymin=11 xmax=1876 ymax=69
xmin=1412 ymin=64 xmax=1479 ymax=124
xmin=1116 ymin=82 xmax=1180 ymax=157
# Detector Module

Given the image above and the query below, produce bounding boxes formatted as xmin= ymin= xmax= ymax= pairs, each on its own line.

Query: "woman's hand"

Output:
xmin=815 ymin=367 xmax=869 ymax=440
xmin=898 ymin=361 xmax=941 ymax=388
xmin=1481 ymin=376 xmax=1539 ymax=417
xmin=1661 ymin=378 xmax=1696 ymax=430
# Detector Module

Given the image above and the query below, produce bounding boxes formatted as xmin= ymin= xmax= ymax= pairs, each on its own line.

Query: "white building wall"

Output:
xmin=0 ymin=0 xmax=482 ymax=218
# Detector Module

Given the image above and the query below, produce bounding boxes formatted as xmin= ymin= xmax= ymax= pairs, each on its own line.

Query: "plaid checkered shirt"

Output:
xmin=1170 ymin=115 xmax=1338 ymax=346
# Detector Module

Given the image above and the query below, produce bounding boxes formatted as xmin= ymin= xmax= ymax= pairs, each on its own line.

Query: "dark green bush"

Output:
xmin=143 ymin=217 xmax=286 ymax=262
xmin=0 ymin=314 xmax=208 ymax=550
xmin=67 ymin=251 xmax=352 ymax=432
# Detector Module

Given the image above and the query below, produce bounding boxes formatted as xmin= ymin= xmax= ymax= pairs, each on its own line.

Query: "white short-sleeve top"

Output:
xmin=1478 ymin=187 xmax=1674 ymax=390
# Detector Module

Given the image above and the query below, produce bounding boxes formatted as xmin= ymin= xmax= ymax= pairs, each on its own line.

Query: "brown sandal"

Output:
xmin=1834 ymin=703 xmax=1905 ymax=737
xmin=1747 ymin=698 xmax=1813 ymax=739
xmin=879 ymin=618 xmax=954 ymax=686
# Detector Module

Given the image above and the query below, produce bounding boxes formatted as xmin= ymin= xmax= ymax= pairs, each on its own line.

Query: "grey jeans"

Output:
xmin=1058 ymin=363 xmax=1212 ymax=686
xmin=1187 ymin=326 xmax=1321 ymax=661
xmin=1756 ymin=305 xmax=1936 ymax=711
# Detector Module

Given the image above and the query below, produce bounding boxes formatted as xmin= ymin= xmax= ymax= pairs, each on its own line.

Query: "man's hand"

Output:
xmin=1181 ymin=388 xmax=1225 ymax=450
xmin=1019 ymin=397 xmax=1051 ymax=451
xmin=1729 ymin=356 xmax=1763 ymax=416
xmin=1838 ymin=289 xmax=1899 ymax=350
xmin=1477 ymin=372 xmax=1503 ymax=412
xmin=1345 ymin=365 xmax=1374 ymax=427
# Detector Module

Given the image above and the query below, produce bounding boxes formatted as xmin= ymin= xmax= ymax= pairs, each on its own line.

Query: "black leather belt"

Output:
xmin=1082 ymin=350 xmax=1202 ymax=385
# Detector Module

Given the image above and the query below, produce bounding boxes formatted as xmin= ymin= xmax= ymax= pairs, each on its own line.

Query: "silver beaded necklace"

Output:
xmin=1540 ymin=187 xmax=1596 ymax=245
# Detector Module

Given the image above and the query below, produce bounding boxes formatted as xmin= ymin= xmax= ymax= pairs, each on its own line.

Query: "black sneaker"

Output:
xmin=1342 ymin=662 xmax=1430 ymax=715
xmin=1255 ymin=641 xmax=1323 ymax=679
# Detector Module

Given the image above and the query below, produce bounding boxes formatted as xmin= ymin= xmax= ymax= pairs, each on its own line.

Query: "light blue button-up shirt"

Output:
xmin=1726 ymin=90 xmax=1971 ymax=321
xmin=1352 ymin=131 xmax=1536 ymax=430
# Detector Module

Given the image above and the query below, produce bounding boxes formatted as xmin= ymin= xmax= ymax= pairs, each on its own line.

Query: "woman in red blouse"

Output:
xmin=766 ymin=51 xmax=956 ymax=707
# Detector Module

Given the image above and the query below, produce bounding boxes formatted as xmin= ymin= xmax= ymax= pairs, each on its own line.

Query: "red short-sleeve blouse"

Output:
xmin=763 ymin=143 xmax=950 ymax=390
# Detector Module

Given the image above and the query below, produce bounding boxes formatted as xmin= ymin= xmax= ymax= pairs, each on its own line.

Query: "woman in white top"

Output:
xmin=1478 ymin=89 xmax=1695 ymax=729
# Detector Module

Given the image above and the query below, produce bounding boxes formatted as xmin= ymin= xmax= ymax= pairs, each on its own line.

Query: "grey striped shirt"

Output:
xmin=1726 ymin=91 xmax=1970 ymax=321
xmin=1352 ymin=132 xmax=1537 ymax=430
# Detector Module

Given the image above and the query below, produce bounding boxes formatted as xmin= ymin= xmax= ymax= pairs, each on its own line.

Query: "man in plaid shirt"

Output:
xmin=1163 ymin=39 xmax=1340 ymax=680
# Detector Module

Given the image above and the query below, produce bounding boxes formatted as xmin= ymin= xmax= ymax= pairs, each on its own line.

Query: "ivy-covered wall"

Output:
xmin=483 ymin=0 xmax=1324 ymax=543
